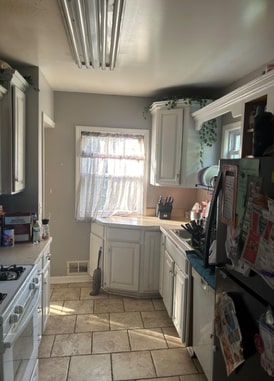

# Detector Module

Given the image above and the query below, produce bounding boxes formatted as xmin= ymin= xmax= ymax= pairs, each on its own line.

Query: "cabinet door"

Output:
xmin=104 ymin=241 xmax=140 ymax=292
xmin=162 ymin=250 xmax=174 ymax=317
xmin=159 ymin=233 xmax=166 ymax=297
xmin=192 ymin=270 xmax=215 ymax=381
xmin=12 ymin=86 xmax=26 ymax=193
xmin=151 ymin=107 xmax=183 ymax=186
xmin=89 ymin=232 xmax=104 ymax=277
xmin=173 ymin=264 xmax=188 ymax=341
xmin=140 ymin=231 xmax=161 ymax=294
xmin=42 ymin=252 xmax=51 ymax=333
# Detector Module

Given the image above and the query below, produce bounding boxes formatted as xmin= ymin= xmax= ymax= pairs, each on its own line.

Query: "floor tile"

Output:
xmin=63 ymin=300 xmax=94 ymax=315
xmin=51 ymin=287 xmax=80 ymax=301
xmin=80 ymin=287 xmax=109 ymax=300
xmin=112 ymin=351 xmax=156 ymax=380
xmin=162 ymin=327 xmax=185 ymax=348
xmin=142 ymin=378 xmax=180 ymax=381
xmin=110 ymin=311 xmax=144 ymax=330
xmin=51 ymin=333 xmax=92 ymax=356
xmin=180 ymin=375 xmax=207 ymax=381
xmin=75 ymin=313 xmax=109 ymax=332
xmin=68 ymin=281 xmax=93 ymax=288
xmin=68 ymin=354 xmax=112 ymax=381
xmin=38 ymin=335 xmax=55 ymax=358
xmin=141 ymin=310 xmax=173 ymax=328
xmin=151 ymin=348 xmax=198 ymax=377
xmin=94 ymin=298 xmax=124 ymax=313
xmin=152 ymin=298 xmax=166 ymax=310
xmin=44 ymin=315 xmax=76 ymax=335
xmin=49 ymin=301 xmax=64 ymax=316
xmin=129 ymin=328 xmax=167 ymax=350
xmin=123 ymin=298 xmax=155 ymax=312
xmin=93 ymin=330 xmax=130 ymax=353
xmin=39 ymin=357 xmax=69 ymax=381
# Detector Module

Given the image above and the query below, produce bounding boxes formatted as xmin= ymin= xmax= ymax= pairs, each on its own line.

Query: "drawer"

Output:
xmin=107 ymin=227 xmax=141 ymax=241
xmin=166 ymin=237 xmax=188 ymax=274
xmin=91 ymin=222 xmax=105 ymax=238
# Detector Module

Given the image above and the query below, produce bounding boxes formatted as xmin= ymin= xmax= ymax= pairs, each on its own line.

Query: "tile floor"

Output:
xmin=38 ymin=282 xmax=207 ymax=381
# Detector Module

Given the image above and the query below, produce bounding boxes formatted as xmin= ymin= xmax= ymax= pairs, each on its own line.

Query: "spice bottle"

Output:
xmin=42 ymin=218 xmax=50 ymax=240
xmin=32 ymin=213 xmax=41 ymax=244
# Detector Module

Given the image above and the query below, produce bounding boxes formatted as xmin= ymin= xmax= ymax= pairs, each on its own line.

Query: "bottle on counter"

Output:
xmin=32 ymin=213 xmax=40 ymax=244
xmin=42 ymin=218 xmax=50 ymax=240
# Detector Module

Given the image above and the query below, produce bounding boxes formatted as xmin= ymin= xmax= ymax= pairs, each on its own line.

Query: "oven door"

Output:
xmin=1 ymin=283 xmax=40 ymax=381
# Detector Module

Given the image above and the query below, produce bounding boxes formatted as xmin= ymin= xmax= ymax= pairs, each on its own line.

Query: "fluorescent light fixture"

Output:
xmin=58 ymin=0 xmax=125 ymax=70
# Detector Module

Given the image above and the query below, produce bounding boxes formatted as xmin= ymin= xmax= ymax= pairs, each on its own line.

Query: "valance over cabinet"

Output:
xmin=0 ymin=69 xmax=28 ymax=194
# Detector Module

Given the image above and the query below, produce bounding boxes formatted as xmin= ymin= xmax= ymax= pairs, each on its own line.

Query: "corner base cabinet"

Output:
xmin=89 ymin=221 xmax=160 ymax=298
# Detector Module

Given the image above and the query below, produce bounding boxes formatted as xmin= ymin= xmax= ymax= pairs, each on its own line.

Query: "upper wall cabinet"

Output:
xmin=192 ymin=70 xmax=274 ymax=157
xmin=0 ymin=69 xmax=28 ymax=194
xmin=150 ymin=99 xmax=216 ymax=187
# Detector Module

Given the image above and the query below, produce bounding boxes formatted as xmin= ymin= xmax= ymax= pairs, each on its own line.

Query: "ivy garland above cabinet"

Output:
xmin=149 ymin=98 xmax=218 ymax=188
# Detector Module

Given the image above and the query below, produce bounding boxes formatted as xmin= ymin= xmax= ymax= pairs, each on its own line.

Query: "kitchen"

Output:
xmin=0 ymin=1 xmax=274 ymax=381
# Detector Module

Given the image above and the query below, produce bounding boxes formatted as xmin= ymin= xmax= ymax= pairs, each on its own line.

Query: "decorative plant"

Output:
xmin=199 ymin=119 xmax=217 ymax=167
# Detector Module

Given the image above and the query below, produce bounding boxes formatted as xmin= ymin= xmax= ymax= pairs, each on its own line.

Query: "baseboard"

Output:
xmin=51 ymin=274 xmax=92 ymax=284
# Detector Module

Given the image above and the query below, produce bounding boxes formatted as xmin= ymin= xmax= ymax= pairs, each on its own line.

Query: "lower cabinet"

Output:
xmin=105 ymin=240 xmax=140 ymax=292
xmin=38 ymin=240 xmax=51 ymax=343
xmin=161 ymin=250 xmax=174 ymax=317
xmin=192 ymin=268 xmax=215 ymax=381
xmin=160 ymin=233 xmax=191 ymax=345
xmin=89 ymin=222 xmax=161 ymax=297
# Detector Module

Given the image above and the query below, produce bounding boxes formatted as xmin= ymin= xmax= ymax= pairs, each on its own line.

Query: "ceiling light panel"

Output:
xmin=58 ymin=0 xmax=125 ymax=70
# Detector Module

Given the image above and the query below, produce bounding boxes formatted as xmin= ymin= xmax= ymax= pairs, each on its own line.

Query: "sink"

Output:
xmin=170 ymin=229 xmax=192 ymax=243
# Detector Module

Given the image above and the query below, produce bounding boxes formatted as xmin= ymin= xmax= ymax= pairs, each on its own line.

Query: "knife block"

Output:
xmin=158 ymin=205 xmax=172 ymax=220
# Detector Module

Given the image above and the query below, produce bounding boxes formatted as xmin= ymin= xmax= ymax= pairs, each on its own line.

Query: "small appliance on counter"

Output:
xmin=3 ymin=212 xmax=32 ymax=242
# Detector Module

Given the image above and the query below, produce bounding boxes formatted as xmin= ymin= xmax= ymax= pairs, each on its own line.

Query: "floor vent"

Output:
xmin=67 ymin=261 xmax=89 ymax=275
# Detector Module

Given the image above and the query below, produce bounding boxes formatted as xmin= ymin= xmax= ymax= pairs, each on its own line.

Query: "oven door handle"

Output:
xmin=3 ymin=285 xmax=40 ymax=349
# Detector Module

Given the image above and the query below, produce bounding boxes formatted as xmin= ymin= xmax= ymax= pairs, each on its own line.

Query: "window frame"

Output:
xmin=220 ymin=121 xmax=242 ymax=159
xmin=75 ymin=125 xmax=150 ymax=217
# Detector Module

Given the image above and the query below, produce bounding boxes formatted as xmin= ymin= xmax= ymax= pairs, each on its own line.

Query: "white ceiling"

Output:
xmin=0 ymin=0 xmax=274 ymax=97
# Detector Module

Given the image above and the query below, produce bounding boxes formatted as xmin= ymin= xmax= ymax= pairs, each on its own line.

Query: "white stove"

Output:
xmin=0 ymin=263 xmax=40 ymax=381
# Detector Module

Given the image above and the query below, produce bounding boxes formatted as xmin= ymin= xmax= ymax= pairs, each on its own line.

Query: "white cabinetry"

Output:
xmin=0 ymin=69 xmax=28 ymax=194
xmin=37 ymin=240 xmax=51 ymax=343
xmin=192 ymin=268 xmax=215 ymax=381
xmin=150 ymin=100 xmax=204 ymax=187
xmin=160 ymin=233 xmax=191 ymax=345
xmin=89 ymin=222 xmax=104 ymax=278
xmin=90 ymin=222 xmax=161 ymax=297
xmin=140 ymin=231 xmax=161 ymax=294
xmin=162 ymin=249 xmax=174 ymax=316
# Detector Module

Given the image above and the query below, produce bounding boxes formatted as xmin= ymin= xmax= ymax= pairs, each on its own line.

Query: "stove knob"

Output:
xmin=9 ymin=313 xmax=20 ymax=324
xmin=14 ymin=305 xmax=24 ymax=315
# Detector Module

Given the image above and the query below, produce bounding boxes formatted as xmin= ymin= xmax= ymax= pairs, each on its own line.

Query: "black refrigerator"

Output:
xmin=210 ymin=157 xmax=274 ymax=380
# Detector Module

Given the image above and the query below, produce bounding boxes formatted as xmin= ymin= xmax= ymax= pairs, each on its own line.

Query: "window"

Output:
xmin=75 ymin=126 xmax=149 ymax=220
xmin=221 ymin=122 xmax=242 ymax=159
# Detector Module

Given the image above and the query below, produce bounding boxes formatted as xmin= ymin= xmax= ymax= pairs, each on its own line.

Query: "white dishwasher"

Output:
xmin=192 ymin=267 xmax=215 ymax=381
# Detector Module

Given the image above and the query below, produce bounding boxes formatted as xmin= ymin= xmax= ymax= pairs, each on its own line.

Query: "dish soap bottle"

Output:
xmin=32 ymin=213 xmax=41 ymax=244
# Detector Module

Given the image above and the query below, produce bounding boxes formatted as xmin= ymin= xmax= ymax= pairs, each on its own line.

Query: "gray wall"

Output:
xmin=47 ymin=92 xmax=201 ymax=277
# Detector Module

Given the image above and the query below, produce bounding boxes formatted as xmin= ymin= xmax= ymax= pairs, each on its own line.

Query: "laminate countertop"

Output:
xmin=0 ymin=238 xmax=52 ymax=266
xmin=95 ymin=215 xmax=186 ymax=229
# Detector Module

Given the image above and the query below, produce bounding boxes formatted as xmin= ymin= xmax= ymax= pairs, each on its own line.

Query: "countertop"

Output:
xmin=0 ymin=238 xmax=52 ymax=266
xmin=96 ymin=215 xmax=186 ymax=229
xmin=96 ymin=216 xmax=216 ymax=289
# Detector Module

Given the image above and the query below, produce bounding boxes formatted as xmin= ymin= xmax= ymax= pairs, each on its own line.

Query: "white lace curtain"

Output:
xmin=75 ymin=131 xmax=145 ymax=220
